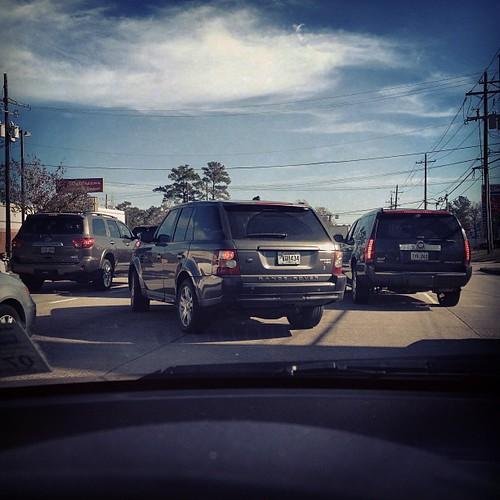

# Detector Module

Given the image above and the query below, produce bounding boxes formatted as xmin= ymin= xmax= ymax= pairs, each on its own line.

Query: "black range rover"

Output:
xmin=129 ymin=200 xmax=346 ymax=332
xmin=335 ymin=209 xmax=472 ymax=306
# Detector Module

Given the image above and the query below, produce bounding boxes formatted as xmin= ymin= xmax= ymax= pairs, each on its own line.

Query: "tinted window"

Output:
xmin=107 ymin=220 xmax=121 ymax=238
xmin=377 ymin=214 xmax=462 ymax=240
xmin=225 ymin=205 xmax=329 ymax=241
xmin=173 ymin=208 xmax=194 ymax=242
xmin=117 ymin=221 xmax=132 ymax=239
xmin=21 ymin=215 xmax=84 ymax=235
xmin=157 ymin=210 xmax=179 ymax=242
xmin=92 ymin=218 xmax=107 ymax=237
xmin=193 ymin=206 xmax=223 ymax=241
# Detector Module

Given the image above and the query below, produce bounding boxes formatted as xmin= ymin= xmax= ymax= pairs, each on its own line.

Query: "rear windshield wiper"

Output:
xmin=246 ymin=232 xmax=287 ymax=238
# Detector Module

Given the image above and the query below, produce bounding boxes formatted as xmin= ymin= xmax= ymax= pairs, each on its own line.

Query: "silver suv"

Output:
xmin=130 ymin=201 xmax=346 ymax=332
xmin=11 ymin=212 xmax=136 ymax=291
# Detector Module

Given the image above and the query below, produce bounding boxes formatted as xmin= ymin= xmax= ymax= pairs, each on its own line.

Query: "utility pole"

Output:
xmin=19 ymin=129 xmax=31 ymax=223
xmin=389 ymin=192 xmax=393 ymax=210
xmin=394 ymin=184 xmax=399 ymax=209
xmin=3 ymin=73 xmax=11 ymax=258
xmin=415 ymin=153 xmax=436 ymax=210
xmin=466 ymin=70 xmax=500 ymax=254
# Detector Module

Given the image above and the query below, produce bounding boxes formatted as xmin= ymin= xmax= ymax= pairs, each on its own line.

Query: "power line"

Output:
xmin=28 ymin=79 xmax=475 ymax=119
xmin=27 ymin=122 xmax=450 ymax=158
xmin=35 ymin=143 xmax=493 ymax=172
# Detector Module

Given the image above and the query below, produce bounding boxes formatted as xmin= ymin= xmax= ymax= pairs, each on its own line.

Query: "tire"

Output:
xmin=0 ymin=304 xmax=22 ymax=326
xmin=177 ymin=279 xmax=203 ymax=333
xmin=287 ymin=305 xmax=324 ymax=329
xmin=436 ymin=289 xmax=461 ymax=307
xmin=352 ymin=268 xmax=370 ymax=304
xmin=95 ymin=258 xmax=114 ymax=290
xmin=130 ymin=270 xmax=150 ymax=312
xmin=20 ymin=275 xmax=44 ymax=293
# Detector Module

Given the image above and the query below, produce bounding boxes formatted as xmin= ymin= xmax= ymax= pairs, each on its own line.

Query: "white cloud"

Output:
xmin=0 ymin=1 xmax=406 ymax=109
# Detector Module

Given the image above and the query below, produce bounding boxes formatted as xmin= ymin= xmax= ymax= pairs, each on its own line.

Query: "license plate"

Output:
xmin=410 ymin=251 xmax=428 ymax=261
xmin=277 ymin=252 xmax=301 ymax=265
xmin=40 ymin=246 xmax=55 ymax=254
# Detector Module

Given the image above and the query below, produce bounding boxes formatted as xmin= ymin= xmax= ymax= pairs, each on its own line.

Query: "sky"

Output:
xmin=1 ymin=0 xmax=499 ymax=223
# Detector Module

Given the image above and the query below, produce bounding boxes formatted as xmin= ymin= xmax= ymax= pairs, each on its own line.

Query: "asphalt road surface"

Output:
xmin=7 ymin=264 xmax=500 ymax=381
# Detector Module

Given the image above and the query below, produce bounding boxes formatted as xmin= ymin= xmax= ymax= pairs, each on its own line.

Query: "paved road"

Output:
xmin=10 ymin=264 xmax=500 ymax=381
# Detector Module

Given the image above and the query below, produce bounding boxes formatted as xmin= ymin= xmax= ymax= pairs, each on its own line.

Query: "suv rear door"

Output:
xmin=13 ymin=214 xmax=85 ymax=265
xmin=222 ymin=204 xmax=335 ymax=288
xmin=164 ymin=206 xmax=194 ymax=299
xmin=373 ymin=211 xmax=466 ymax=272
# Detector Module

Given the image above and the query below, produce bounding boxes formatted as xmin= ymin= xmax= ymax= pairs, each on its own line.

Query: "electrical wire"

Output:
xmin=33 ymin=143 xmax=496 ymax=173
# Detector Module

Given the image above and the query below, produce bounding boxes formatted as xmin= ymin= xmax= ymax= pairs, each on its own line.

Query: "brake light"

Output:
xmin=464 ymin=238 xmax=471 ymax=264
xmin=212 ymin=249 xmax=240 ymax=276
xmin=332 ymin=250 xmax=343 ymax=276
xmin=364 ymin=239 xmax=375 ymax=263
xmin=134 ymin=239 xmax=142 ymax=249
xmin=72 ymin=237 xmax=95 ymax=249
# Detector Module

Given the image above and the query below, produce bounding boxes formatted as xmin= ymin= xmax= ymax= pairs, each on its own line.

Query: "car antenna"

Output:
xmin=252 ymin=196 xmax=260 ymax=201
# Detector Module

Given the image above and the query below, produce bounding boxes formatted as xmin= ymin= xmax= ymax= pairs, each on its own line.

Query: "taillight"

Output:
xmin=464 ymin=238 xmax=471 ymax=264
xmin=332 ymin=250 xmax=343 ymax=276
xmin=134 ymin=239 xmax=142 ymax=249
xmin=364 ymin=239 xmax=375 ymax=263
xmin=12 ymin=239 xmax=23 ymax=249
xmin=212 ymin=249 xmax=240 ymax=276
xmin=72 ymin=237 xmax=95 ymax=249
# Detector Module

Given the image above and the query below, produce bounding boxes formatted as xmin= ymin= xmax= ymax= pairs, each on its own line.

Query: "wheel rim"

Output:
xmin=179 ymin=286 xmax=193 ymax=327
xmin=102 ymin=261 xmax=112 ymax=288
xmin=0 ymin=314 xmax=16 ymax=325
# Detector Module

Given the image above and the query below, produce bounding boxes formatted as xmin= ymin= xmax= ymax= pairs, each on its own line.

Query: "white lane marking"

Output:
xmin=33 ymin=335 xmax=133 ymax=345
xmin=423 ymin=292 xmax=438 ymax=304
xmin=49 ymin=297 xmax=79 ymax=305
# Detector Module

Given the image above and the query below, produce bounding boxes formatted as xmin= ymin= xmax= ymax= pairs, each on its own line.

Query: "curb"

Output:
xmin=479 ymin=267 xmax=500 ymax=276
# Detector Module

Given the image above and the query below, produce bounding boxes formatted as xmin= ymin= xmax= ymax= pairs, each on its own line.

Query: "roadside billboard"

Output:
xmin=56 ymin=178 xmax=104 ymax=193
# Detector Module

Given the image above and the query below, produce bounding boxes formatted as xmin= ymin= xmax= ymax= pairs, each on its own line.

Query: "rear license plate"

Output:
xmin=40 ymin=246 xmax=55 ymax=254
xmin=277 ymin=252 xmax=301 ymax=265
xmin=410 ymin=251 xmax=428 ymax=261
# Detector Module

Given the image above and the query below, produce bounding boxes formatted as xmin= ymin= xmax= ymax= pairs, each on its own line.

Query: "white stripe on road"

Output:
xmin=49 ymin=297 xmax=79 ymax=305
xmin=33 ymin=335 xmax=133 ymax=345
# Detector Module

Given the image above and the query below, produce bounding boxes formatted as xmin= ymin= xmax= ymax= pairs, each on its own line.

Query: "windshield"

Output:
xmin=377 ymin=214 xmax=462 ymax=240
xmin=225 ymin=205 xmax=330 ymax=241
xmin=0 ymin=1 xmax=499 ymax=387
xmin=20 ymin=215 xmax=84 ymax=235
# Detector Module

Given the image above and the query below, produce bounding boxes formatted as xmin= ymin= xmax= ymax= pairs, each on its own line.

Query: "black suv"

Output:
xmin=129 ymin=200 xmax=346 ymax=332
xmin=335 ymin=209 xmax=472 ymax=306
xmin=11 ymin=212 xmax=136 ymax=291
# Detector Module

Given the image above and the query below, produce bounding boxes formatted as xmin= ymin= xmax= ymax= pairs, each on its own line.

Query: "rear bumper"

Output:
xmin=11 ymin=257 xmax=100 ymax=281
xmin=365 ymin=266 xmax=472 ymax=292
xmin=197 ymin=275 xmax=346 ymax=309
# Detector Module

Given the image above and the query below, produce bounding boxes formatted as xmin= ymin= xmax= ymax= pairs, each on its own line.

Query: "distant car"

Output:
xmin=0 ymin=272 xmax=36 ymax=334
xmin=132 ymin=225 xmax=157 ymax=239
xmin=11 ymin=212 xmax=136 ymax=291
xmin=129 ymin=200 xmax=346 ymax=332
xmin=335 ymin=208 xmax=472 ymax=306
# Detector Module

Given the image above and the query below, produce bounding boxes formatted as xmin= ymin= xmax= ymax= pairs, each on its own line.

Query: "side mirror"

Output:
xmin=157 ymin=234 xmax=171 ymax=245
xmin=333 ymin=234 xmax=345 ymax=243
xmin=140 ymin=231 xmax=155 ymax=244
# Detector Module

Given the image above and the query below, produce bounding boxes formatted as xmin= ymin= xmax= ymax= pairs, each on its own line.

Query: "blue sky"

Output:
xmin=1 ymin=0 xmax=499 ymax=223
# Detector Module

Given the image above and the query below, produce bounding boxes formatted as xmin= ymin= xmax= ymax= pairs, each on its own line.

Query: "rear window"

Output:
xmin=224 ymin=205 xmax=330 ymax=241
xmin=21 ymin=215 xmax=84 ymax=235
xmin=377 ymin=214 xmax=462 ymax=240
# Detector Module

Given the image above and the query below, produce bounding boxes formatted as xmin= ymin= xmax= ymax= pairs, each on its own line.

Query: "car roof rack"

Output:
xmin=30 ymin=211 xmax=118 ymax=219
